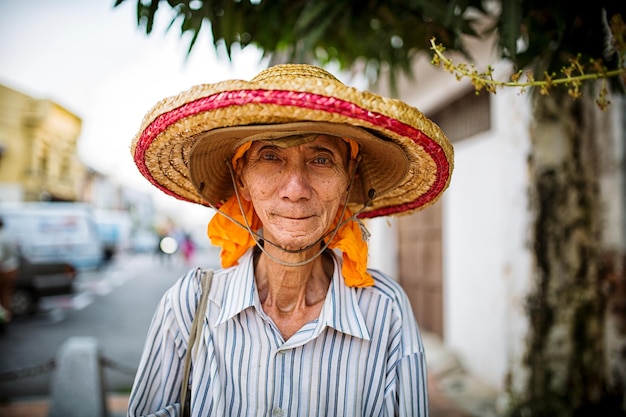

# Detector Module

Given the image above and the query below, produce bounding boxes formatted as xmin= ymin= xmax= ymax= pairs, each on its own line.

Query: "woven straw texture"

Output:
xmin=131 ymin=64 xmax=454 ymax=218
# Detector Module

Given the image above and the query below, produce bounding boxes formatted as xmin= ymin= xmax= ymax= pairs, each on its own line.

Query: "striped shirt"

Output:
xmin=128 ymin=248 xmax=429 ymax=417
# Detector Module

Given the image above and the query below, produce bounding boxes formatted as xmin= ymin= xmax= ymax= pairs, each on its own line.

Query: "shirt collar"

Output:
xmin=214 ymin=248 xmax=371 ymax=341
xmin=214 ymin=248 xmax=258 ymax=326
xmin=318 ymin=251 xmax=371 ymax=340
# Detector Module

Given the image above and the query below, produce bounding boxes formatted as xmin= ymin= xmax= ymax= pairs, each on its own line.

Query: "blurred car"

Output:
xmin=130 ymin=230 xmax=159 ymax=253
xmin=11 ymin=255 xmax=78 ymax=316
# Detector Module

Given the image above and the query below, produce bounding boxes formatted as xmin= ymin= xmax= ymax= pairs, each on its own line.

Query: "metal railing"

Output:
xmin=1 ymin=337 xmax=136 ymax=417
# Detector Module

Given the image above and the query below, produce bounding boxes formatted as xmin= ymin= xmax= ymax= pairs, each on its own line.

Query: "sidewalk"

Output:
xmin=423 ymin=332 xmax=501 ymax=417
xmin=0 ymin=394 xmax=127 ymax=417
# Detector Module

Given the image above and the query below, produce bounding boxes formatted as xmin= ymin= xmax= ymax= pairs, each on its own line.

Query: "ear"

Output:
xmin=346 ymin=157 xmax=359 ymax=190
xmin=234 ymin=162 xmax=252 ymax=202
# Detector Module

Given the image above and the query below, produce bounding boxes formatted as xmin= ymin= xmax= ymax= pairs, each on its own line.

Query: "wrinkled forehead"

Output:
xmin=253 ymin=133 xmax=347 ymax=150
xmin=233 ymin=133 xmax=356 ymax=166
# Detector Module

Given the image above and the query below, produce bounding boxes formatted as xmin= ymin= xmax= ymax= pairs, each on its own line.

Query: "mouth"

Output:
xmin=283 ymin=215 xmax=313 ymax=220
xmin=271 ymin=212 xmax=316 ymax=221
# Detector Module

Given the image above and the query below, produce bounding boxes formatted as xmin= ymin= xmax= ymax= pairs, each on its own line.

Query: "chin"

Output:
xmin=272 ymin=233 xmax=325 ymax=252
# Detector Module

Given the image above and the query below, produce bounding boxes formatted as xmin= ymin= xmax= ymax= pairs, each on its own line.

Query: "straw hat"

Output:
xmin=131 ymin=64 xmax=453 ymax=218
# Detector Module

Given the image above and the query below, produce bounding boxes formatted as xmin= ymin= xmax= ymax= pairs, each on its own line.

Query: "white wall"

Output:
xmin=367 ymin=217 xmax=399 ymax=279
xmin=443 ymin=89 xmax=533 ymax=391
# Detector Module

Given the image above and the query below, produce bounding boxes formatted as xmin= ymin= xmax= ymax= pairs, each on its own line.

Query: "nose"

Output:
xmin=279 ymin=162 xmax=312 ymax=202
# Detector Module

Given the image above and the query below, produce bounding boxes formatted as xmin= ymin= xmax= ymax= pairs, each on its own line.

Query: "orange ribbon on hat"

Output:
xmin=207 ymin=195 xmax=374 ymax=288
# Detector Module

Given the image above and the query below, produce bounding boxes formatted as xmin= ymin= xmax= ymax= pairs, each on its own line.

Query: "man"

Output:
xmin=127 ymin=64 xmax=454 ymax=417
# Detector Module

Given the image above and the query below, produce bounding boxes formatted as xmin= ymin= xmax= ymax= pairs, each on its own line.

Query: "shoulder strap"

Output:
xmin=180 ymin=269 xmax=214 ymax=417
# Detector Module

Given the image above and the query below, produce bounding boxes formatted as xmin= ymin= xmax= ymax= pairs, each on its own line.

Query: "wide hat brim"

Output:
xmin=131 ymin=64 xmax=454 ymax=218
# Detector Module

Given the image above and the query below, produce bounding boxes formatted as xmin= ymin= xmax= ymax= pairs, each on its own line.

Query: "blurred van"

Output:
xmin=0 ymin=202 xmax=104 ymax=270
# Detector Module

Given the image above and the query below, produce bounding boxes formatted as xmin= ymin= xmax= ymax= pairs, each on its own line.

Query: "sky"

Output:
xmin=0 ymin=0 xmax=268 ymax=227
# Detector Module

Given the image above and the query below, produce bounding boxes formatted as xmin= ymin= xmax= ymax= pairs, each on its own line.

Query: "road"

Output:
xmin=0 ymin=246 xmax=221 ymax=400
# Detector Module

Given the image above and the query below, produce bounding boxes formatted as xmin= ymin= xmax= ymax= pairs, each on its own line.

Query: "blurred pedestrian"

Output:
xmin=0 ymin=217 xmax=19 ymax=324
xmin=181 ymin=233 xmax=196 ymax=265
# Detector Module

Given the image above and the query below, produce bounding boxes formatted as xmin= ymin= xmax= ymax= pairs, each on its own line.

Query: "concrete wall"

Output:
xmin=443 ymin=89 xmax=533 ymax=391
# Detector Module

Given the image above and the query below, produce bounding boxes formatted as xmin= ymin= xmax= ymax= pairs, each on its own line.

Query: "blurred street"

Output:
xmin=0 ymin=246 xmax=221 ymax=398
xmin=0 ymin=246 xmax=479 ymax=417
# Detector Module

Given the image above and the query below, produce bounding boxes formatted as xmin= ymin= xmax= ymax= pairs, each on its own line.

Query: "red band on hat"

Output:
xmin=135 ymin=89 xmax=451 ymax=217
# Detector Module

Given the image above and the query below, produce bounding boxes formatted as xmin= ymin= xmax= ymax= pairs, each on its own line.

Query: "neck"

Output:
xmin=255 ymin=248 xmax=332 ymax=308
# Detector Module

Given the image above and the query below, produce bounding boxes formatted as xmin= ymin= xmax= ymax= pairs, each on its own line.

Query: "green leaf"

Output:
xmin=499 ymin=0 xmax=522 ymax=63
xmin=294 ymin=3 xmax=342 ymax=60
xmin=145 ymin=0 xmax=160 ymax=34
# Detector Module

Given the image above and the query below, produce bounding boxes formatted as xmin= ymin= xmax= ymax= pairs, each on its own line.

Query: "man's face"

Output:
xmin=236 ymin=134 xmax=354 ymax=252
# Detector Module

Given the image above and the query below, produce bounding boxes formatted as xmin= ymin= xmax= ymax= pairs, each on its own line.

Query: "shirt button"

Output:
xmin=272 ymin=408 xmax=284 ymax=417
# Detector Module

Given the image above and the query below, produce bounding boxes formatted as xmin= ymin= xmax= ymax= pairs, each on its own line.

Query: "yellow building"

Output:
xmin=0 ymin=84 xmax=85 ymax=202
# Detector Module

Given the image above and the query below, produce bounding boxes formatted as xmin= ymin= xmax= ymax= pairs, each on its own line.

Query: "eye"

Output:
xmin=312 ymin=156 xmax=331 ymax=165
xmin=260 ymin=152 xmax=280 ymax=161
xmin=254 ymin=145 xmax=282 ymax=162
